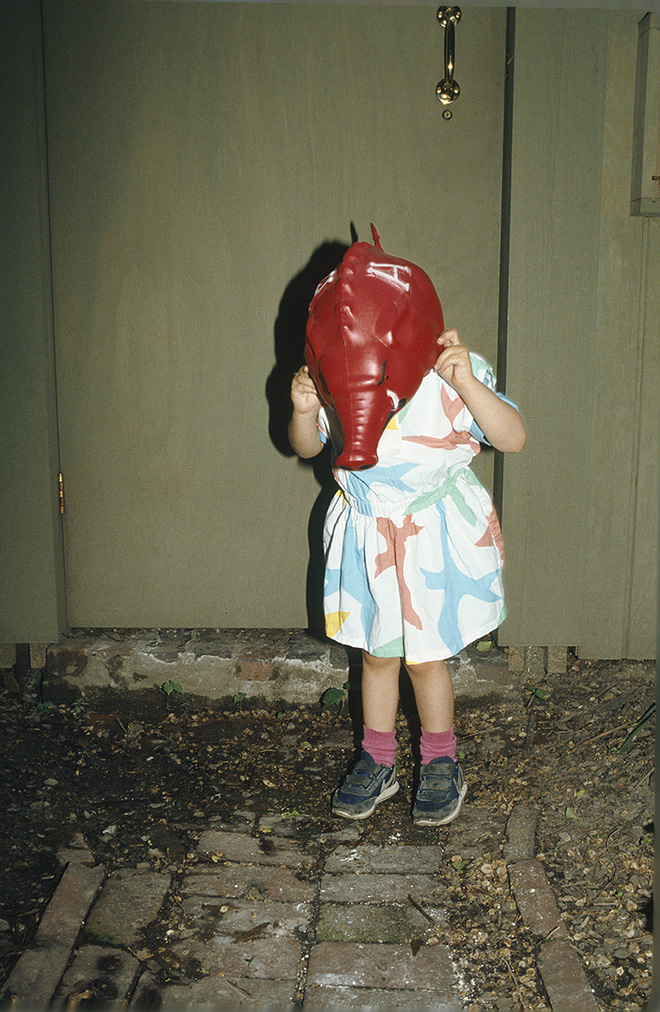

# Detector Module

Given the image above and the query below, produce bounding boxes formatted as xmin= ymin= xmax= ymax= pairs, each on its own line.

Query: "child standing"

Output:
xmin=289 ymin=328 xmax=526 ymax=825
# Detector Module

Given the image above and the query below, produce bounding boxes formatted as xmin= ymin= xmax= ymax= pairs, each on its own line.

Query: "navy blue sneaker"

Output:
xmin=412 ymin=756 xmax=467 ymax=826
xmin=332 ymin=751 xmax=399 ymax=820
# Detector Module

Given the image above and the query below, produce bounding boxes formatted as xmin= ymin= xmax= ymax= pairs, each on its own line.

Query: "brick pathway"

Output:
xmin=3 ymin=630 xmax=600 ymax=1008
xmin=2 ymin=804 xmax=599 ymax=1009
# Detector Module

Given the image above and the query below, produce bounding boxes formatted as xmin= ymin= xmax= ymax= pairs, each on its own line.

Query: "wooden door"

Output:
xmin=500 ymin=9 xmax=658 ymax=660
xmin=44 ymin=1 xmax=507 ymax=628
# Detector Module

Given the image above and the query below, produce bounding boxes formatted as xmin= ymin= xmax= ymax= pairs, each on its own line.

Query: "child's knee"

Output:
xmin=362 ymin=651 xmax=401 ymax=676
xmin=405 ymin=659 xmax=450 ymax=680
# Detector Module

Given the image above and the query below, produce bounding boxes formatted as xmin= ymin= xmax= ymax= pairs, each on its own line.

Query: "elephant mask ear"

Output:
xmin=304 ymin=228 xmax=444 ymax=470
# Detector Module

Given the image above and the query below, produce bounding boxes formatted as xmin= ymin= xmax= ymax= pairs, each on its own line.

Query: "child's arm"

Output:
xmin=288 ymin=365 xmax=324 ymax=458
xmin=435 ymin=330 xmax=527 ymax=453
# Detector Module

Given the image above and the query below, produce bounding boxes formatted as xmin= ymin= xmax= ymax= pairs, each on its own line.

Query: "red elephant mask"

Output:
xmin=305 ymin=225 xmax=444 ymax=470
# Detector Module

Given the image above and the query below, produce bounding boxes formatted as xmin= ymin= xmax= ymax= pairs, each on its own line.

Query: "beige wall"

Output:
xmin=0 ymin=0 xmax=66 ymax=642
xmin=43 ymin=1 xmax=506 ymax=630
xmin=2 ymin=2 xmax=657 ymax=659
xmin=500 ymin=8 xmax=658 ymax=659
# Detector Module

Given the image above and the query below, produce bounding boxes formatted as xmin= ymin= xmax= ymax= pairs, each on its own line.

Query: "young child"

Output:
xmin=289 ymin=328 xmax=526 ymax=825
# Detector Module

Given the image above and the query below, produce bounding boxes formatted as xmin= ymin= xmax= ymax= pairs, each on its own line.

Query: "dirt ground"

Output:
xmin=0 ymin=653 xmax=654 ymax=1009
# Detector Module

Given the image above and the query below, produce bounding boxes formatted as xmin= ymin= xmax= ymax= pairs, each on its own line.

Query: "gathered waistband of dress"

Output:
xmin=338 ymin=469 xmax=469 ymax=519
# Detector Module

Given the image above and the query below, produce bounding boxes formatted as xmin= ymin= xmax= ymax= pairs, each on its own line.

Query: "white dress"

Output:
xmin=318 ymin=354 xmax=514 ymax=663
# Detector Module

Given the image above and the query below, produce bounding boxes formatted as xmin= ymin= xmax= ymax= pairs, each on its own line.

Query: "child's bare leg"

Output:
xmin=404 ymin=659 xmax=454 ymax=732
xmin=331 ymin=651 xmax=401 ymax=820
xmin=361 ymin=651 xmax=401 ymax=732
xmin=405 ymin=658 xmax=466 ymax=826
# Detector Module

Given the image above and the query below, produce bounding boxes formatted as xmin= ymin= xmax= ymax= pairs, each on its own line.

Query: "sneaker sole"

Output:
xmin=332 ymin=780 xmax=400 ymax=821
xmin=412 ymin=780 xmax=468 ymax=827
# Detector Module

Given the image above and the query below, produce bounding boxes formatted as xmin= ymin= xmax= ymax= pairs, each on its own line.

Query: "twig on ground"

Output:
xmin=232 ymin=922 xmax=270 ymax=943
xmin=501 ymin=954 xmax=527 ymax=1010
xmin=223 ymin=978 xmax=252 ymax=996
xmin=571 ymin=726 xmax=625 ymax=748
xmin=407 ymin=894 xmax=437 ymax=925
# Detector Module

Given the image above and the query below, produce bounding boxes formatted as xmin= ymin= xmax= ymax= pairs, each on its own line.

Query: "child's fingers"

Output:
xmin=439 ymin=328 xmax=460 ymax=347
xmin=437 ymin=343 xmax=469 ymax=363
xmin=292 ymin=367 xmax=321 ymax=409
xmin=297 ymin=377 xmax=318 ymax=395
xmin=435 ymin=346 xmax=463 ymax=372
xmin=295 ymin=366 xmax=317 ymax=389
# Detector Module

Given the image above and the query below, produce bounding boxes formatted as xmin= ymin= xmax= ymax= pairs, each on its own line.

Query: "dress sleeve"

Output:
xmin=317 ymin=407 xmax=330 ymax=444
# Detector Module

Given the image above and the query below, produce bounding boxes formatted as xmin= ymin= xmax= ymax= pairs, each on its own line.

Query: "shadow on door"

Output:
xmin=266 ymin=240 xmax=349 ymax=637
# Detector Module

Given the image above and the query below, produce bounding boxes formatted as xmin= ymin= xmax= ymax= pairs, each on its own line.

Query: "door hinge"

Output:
xmin=58 ymin=472 xmax=65 ymax=515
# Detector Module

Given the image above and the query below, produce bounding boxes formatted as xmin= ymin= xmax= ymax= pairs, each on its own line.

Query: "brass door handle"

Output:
xmin=436 ymin=6 xmax=461 ymax=109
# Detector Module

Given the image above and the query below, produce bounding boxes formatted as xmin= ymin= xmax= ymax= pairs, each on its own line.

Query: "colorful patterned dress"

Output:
xmin=318 ymin=354 xmax=516 ymax=663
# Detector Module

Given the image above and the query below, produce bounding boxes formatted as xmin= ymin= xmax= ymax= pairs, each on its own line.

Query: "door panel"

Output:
xmin=44 ymin=1 xmax=506 ymax=627
xmin=0 ymin=0 xmax=65 ymax=642
xmin=499 ymin=9 xmax=657 ymax=660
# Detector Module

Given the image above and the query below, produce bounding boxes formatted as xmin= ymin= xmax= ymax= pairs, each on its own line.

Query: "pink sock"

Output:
xmin=362 ymin=726 xmax=397 ymax=768
xmin=420 ymin=726 xmax=457 ymax=764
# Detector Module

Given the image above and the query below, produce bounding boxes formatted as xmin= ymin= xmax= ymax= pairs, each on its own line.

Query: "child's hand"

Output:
xmin=289 ymin=365 xmax=324 ymax=458
xmin=435 ymin=328 xmax=527 ymax=452
xmin=291 ymin=365 xmax=321 ymax=415
xmin=434 ymin=329 xmax=476 ymax=397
